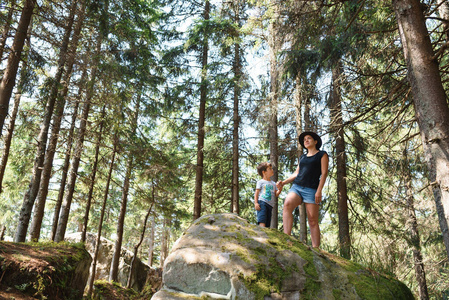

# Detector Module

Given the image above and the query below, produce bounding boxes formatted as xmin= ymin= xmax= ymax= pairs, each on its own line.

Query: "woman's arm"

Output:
xmin=315 ymin=153 xmax=329 ymax=203
xmin=278 ymin=165 xmax=300 ymax=189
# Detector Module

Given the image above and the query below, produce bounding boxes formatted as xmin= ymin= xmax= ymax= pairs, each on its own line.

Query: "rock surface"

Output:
xmin=65 ymin=232 xmax=150 ymax=292
xmin=0 ymin=241 xmax=92 ymax=300
xmin=152 ymin=213 xmax=414 ymax=300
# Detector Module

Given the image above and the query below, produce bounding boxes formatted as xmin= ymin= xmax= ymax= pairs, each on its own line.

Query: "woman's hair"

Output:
xmin=257 ymin=162 xmax=272 ymax=177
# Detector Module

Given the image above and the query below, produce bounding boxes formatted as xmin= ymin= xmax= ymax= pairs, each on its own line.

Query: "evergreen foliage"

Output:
xmin=0 ymin=0 xmax=448 ymax=297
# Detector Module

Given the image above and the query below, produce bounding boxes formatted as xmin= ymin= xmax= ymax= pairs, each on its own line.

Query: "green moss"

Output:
xmin=332 ymin=288 xmax=342 ymax=300
xmin=324 ymin=252 xmax=414 ymax=300
xmin=93 ymin=279 xmax=138 ymax=299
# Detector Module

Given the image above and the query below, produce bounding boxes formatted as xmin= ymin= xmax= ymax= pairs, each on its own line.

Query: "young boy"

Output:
xmin=254 ymin=162 xmax=281 ymax=227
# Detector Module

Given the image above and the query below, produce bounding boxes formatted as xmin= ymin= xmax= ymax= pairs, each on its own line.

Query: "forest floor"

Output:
xmin=0 ymin=242 xmax=51 ymax=299
xmin=0 ymin=241 xmax=160 ymax=300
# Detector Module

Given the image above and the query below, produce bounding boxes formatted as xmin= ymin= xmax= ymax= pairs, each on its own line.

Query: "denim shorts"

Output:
xmin=289 ymin=184 xmax=318 ymax=204
xmin=257 ymin=201 xmax=272 ymax=227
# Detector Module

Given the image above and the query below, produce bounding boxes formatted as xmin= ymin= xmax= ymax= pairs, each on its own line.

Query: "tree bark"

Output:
xmin=330 ymin=61 xmax=351 ymax=259
xmin=268 ymin=0 xmax=280 ymax=229
xmin=148 ymin=215 xmax=155 ymax=266
xmin=0 ymin=0 xmax=36 ymax=133
xmin=231 ymin=1 xmax=241 ymax=215
xmin=110 ymin=95 xmax=140 ymax=282
xmin=54 ymin=32 xmax=103 ymax=242
xmin=0 ymin=70 xmax=26 ymax=193
xmin=127 ymin=203 xmax=153 ymax=289
xmin=193 ymin=0 xmax=210 ymax=220
xmin=30 ymin=0 xmax=85 ymax=241
xmin=160 ymin=217 xmax=170 ymax=266
xmin=80 ymin=105 xmax=105 ymax=243
xmin=14 ymin=0 xmax=76 ymax=242
xmin=0 ymin=225 xmax=5 ymax=240
xmin=0 ymin=0 xmax=16 ymax=63
xmin=437 ymin=0 xmax=449 ymax=41
xmin=86 ymin=134 xmax=118 ymax=298
xmin=50 ymin=69 xmax=86 ymax=241
xmin=294 ymin=74 xmax=307 ymax=243
xmin=393 ymin=0 xmax=449 ymax=260
xmin=403 ymin=147 xmax=429 ymax=300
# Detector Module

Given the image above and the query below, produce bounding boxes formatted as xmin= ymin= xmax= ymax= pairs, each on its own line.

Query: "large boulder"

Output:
xmin=152 ymin=213 xmax=414 ymax=300
xmin=0 ymin=241 xmax=91 ymax=300
xmin=65 ymin=232 xmax=150 ymax=292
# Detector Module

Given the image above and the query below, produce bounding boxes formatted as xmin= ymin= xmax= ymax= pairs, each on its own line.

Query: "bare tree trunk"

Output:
xmin=437 ymin=0 xmax=449 ymax=41
xmin=86 ymin=134 xmax=118 ymax=298
xmin=294 ymin=74 xmax=307 ymax=243
xmin=330 ymin=61 xmax=351 ymax=259
xmin=148 ymin=215 xmax=155 ymax=267
xmin=0 ymin=0 xmax=35 ymax=133
xmin=51 ymin=69 xmax=86 ymax=241
xmin=0 ymin=225 xmax=5 ymax=240
xmin=30 ymin=0 xmax=85 ymax=241
xmin=160 ymin=217 xmax=170 ymax=267
xmin=127 ymin=203 xmax=153 ymax=289
xmin=402 ymin=147 xmax=429 ymax=300
xmin=0 ymin=0 xmax=16 ymax=62
xmin=268 ymin=0 xmax=280 ymax=229
xmin=54 ymin=32 xmax=103 ymax=242
xmin=110 ymin=95 xmax=140 ymax=282
xmin=81 ymin=105 xmax=105 ymax=243
xmin=193 ymin=0 xmax=210 ymax=220
xmin=393 ymin=0 xmax=449 ymax=260
xmin=0 ymin=81 xmax=24 ymax=193
xmin=231 ymin=2 xmax=241 ymax=215
xmin=14 ymin=0 xmax=77 ymax=242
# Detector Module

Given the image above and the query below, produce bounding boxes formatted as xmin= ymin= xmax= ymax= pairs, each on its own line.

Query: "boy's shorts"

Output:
xmin=257 ymin=201 xmax=272 ymax=227
xmin=289 ymin=184 xmax=318 ymax=204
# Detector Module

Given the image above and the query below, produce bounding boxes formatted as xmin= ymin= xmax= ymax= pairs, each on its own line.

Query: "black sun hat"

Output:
xmin=298 ymin=131 xmax=322 ymax=149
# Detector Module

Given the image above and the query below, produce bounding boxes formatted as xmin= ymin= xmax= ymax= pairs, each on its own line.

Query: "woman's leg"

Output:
xmin=306 ymin=203 xmax=320 ymax=248
xmin=282 ymin=192 xmax=302 ymax=235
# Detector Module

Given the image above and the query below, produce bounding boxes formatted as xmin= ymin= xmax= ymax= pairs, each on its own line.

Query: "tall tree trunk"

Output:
xmin=403 ymin=147 xmax=429 ymax=300
xmin=393 ymin=0 xmax=449 ymax=260
xmin=127 ymin=203 xmax=153 ymax=289
xmin=294 ymin=74 xmax=307 ymax=243
xmin=160 ymin=217 xmax=170 ymax=266
xmin=0 ymin=0 xmax=16 ymax=62
xmin=330 ymin=61 xmax=351 ymax=259
xmin=14 ymin=0 xmax=77 ymax=242
xmin=0 ymin=225 xmax=5 ymax=240
xmin=30 ymin=0 xmax=85 ymax=241
xmin=86 ymin=134 xmax=118 ymax=298
xmin=0 ymin=50 xmax=30 ymax=193
xmin=51 ymin=69 xmax=86 ymax=241
xmin=54 ymin=33 xmax=103 ymax=242
xmin=0 ymin=92 xmax=19 ymax=193
xmin=193 ymin=0 xmax=210 ymax=220
xmin=148 ymin=215 xmax=155 ymax=266
xmin=268 ymin=0 xmax=280 ymax=229
xmin=0 ymin=0 xmax=35 ymax=133
xmin=437 ymin=0 xmax=449 ymax=41
xmin=231 ymin=2 xmax=241 ymax=215
xmin=110 ymin=95 xmax=140 ymax=282
xmin=81 ymin=104 xmax=105 ymax=243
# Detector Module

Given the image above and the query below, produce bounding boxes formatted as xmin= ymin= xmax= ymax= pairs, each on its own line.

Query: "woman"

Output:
xmin=277 ymin=131 xmax=328 ymax=248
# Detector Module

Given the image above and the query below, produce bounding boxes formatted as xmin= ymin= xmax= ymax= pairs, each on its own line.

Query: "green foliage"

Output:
xmin=0 ymin=0 xmax=448 ymax=298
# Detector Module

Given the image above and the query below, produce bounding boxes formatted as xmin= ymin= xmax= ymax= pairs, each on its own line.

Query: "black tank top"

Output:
xmin=293 ymin=150 xmax=327 ymax=189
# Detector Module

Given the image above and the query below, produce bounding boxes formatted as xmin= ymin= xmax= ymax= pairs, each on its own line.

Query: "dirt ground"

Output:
xmin=0 ymin=241 xmax=79 ymax=300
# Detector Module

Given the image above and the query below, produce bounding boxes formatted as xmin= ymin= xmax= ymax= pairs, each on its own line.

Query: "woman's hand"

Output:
xmin=276 ymin=181 xmax=284 ymax=190
xmin=315 ymin=189 xmax=322 ymax=204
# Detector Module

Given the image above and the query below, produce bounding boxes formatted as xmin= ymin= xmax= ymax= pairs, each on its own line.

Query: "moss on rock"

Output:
xmin=153 ymin=213 xmax=414 ymax=300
